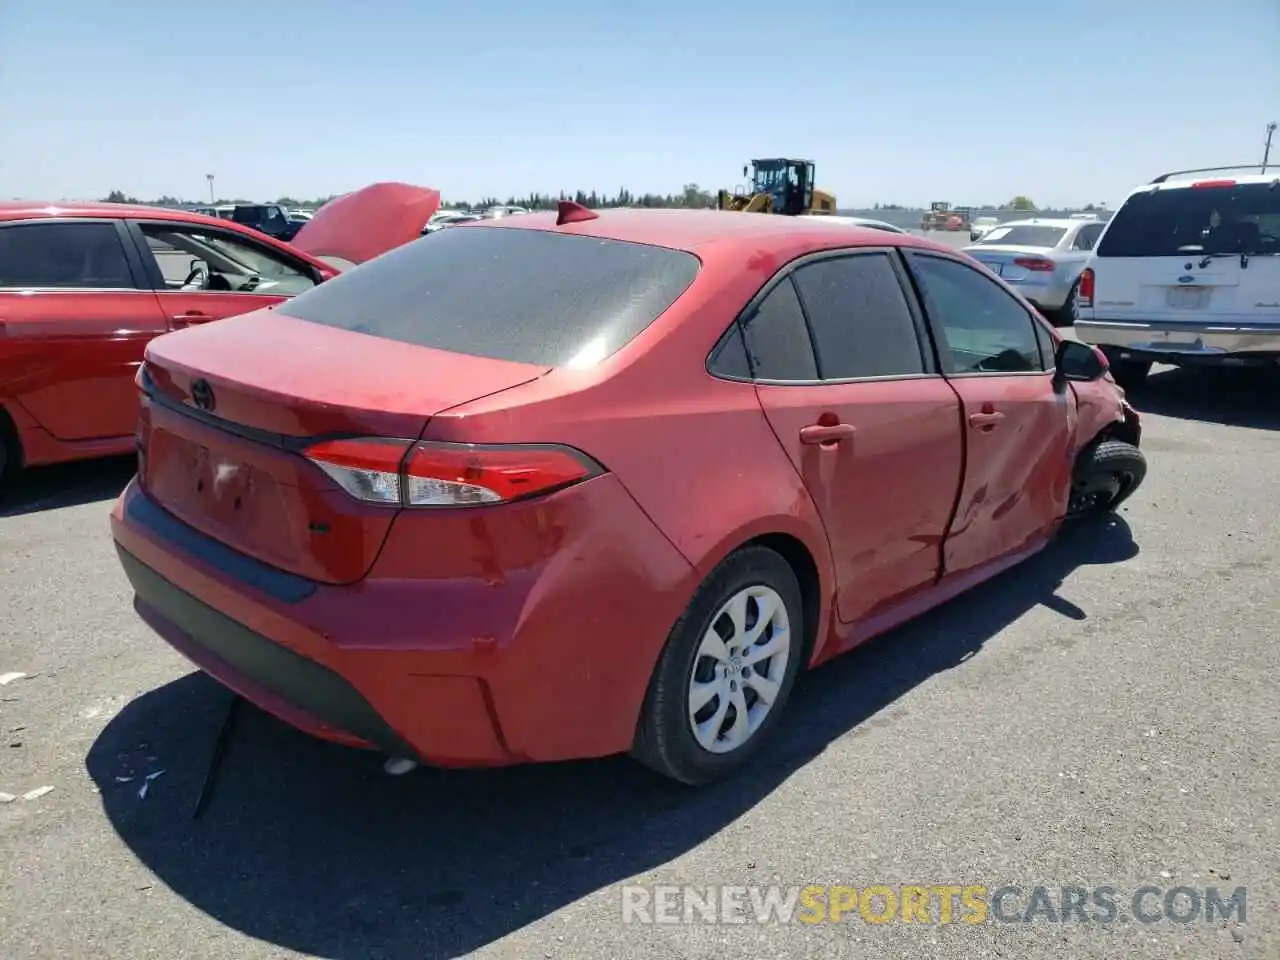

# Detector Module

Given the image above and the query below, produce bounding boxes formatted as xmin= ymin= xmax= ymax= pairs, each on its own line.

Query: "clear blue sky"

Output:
xmin=1 ymin=0 xmax=1276 ymax=208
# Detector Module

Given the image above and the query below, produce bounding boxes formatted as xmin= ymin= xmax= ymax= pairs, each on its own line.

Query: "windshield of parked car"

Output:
xmin=1096 ymin=181 xmax=1280 ymax=257
xmin=975 ymin=225 xmax=1067 ymax=247
xmin=276 ymin=226 xmax=700 ymax=367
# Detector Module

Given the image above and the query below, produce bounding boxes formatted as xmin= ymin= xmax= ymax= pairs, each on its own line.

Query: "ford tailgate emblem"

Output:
xmin=190 ymin=378 xmax=216 ymax=412
xmin=1177 ymin=275 xmax=1195 ymax=283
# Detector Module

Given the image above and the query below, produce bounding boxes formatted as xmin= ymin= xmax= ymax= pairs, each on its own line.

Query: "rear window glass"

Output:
xmin=1097 ymin=182 xmax=1280 ymax=258
xmin=975 ymin=225 xmax=1067 ymax=247
xmin=276 ymin=226 xmax=700 ymax=366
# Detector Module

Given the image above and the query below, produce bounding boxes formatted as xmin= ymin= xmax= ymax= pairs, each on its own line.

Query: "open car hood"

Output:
xmin=290 ymin=182 xmax=440 ymax=269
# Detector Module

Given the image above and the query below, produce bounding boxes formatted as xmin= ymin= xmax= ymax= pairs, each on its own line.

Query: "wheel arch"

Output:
xmin=1089 ymin=405 xmax=1142 ymax=451
xmin=689 ymin=517 xmax=834 ymax=673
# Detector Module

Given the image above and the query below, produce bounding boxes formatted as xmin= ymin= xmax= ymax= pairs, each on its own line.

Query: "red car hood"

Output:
xmin=291 ymin=182 xmax=440 ymax=268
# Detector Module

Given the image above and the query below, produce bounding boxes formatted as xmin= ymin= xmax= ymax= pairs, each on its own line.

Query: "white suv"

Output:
xmin=1074 ymin=165 xmax=1280 ymax=388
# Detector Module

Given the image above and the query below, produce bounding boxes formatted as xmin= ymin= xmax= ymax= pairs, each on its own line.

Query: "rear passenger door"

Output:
xmin=748 ymin=250 xmax=965 ymax=625
xmin=0 ymin=219 xmax=167 ymax=442
xmin=904 ymin=252 xmax=1074 ymax=578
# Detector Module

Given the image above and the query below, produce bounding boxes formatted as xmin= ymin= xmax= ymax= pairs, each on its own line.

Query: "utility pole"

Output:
xmin=206 ymin=174 xmax=215 ymax=203
xmin=1264 ymin=122 xmax=1277 ymax=174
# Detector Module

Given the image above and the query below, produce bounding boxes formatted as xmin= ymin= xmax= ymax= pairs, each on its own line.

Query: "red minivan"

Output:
xmin=0 ymin=183 xmax=440 ymax=482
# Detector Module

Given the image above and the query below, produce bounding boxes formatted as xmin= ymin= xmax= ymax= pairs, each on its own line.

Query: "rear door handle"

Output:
xmin=968 ymin=411 xmax=1006 ymax=429
xmin=171 ymin=311 xmax=210 ymax=327
xmin=800 ymin=423 xmax=856 ymax=445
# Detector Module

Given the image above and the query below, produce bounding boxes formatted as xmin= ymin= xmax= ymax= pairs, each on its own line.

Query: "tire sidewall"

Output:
xmin=645 ymin=548 xmax=806 ymax=783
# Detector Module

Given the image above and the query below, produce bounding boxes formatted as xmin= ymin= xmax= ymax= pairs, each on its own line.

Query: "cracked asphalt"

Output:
xmin=1 ymin=349 xmax=1277 ymax=959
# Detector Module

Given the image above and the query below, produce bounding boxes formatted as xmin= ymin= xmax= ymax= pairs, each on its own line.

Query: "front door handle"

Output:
xmin=171 ymin=311 xmax=210 ymax=328
xmin=800 ymin=423 xmax=856 ymax=445
xmin=968 ymin=411 xmax=1006 ymax=429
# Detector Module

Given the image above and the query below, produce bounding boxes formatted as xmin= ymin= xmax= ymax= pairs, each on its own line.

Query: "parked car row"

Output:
xmin=11 ymin=163 xmax=1275 ymax=788
xmin=188 ymin=202 xmax=311 ymax=242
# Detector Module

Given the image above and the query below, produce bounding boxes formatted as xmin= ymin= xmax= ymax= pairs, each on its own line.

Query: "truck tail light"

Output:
xmin=1078 ymin=267 xmax=1095 ymax=308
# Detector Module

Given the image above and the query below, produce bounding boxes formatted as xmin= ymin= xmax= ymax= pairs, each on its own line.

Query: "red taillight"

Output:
xmin=303 ymin=438 xmax=602 ymax=507
xmin=1013 ymin=256 xmax=1056 ymax=272
xmin=1190 ymin=179 xmax=1235 ymax=189
xmin=1078 ymin=267 xmax=1095 ymax=307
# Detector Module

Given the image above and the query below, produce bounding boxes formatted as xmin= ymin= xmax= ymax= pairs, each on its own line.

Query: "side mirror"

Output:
xmin=1053 ymin=338 xmax=1107 ymax=387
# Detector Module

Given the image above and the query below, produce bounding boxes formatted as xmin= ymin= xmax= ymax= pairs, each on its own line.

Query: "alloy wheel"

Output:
xmin=687 ymin=585 xmax=792 ymax=754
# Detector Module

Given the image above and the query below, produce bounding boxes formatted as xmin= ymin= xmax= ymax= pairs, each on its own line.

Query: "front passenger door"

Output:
xmin=905 ymin=252 xmax=1074 ymax=579
xmin=125 ymin=220 xmax=317 ymax=330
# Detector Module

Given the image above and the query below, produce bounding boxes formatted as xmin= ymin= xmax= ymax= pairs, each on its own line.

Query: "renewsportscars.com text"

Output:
xmin=621 ymin=884 xmax=1247 ymax=926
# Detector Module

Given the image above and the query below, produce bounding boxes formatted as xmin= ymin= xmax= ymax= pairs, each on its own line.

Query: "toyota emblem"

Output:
xmin=190 ymin=378 xmax=216 ymax=412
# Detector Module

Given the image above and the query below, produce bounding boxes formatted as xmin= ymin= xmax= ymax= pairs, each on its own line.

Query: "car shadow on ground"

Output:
xmin=86 ymin=516 xmax=1137 ymax=960
xmin=0 ymin=456 xmax=135 ymax=518
xmin=1131 ymin=366 xmax=1280 ymax=431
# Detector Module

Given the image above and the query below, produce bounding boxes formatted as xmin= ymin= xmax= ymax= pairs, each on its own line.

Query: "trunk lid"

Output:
xmin=290 ymin=182 xmax=441 ymax=269
xmin=964 ymin=244 xmax=1056 ymax=281
xmin=137 ymin=310 xmax=547 ymax=584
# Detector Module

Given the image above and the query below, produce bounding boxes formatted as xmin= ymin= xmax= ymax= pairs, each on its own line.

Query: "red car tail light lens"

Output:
xmin=1013 ymin=256 xmax=1056 ymax=272
xmin=1078 ymin=267 xmax=1095 ymax=307
xmin=304 ymin=438 xmax=602 ymax=507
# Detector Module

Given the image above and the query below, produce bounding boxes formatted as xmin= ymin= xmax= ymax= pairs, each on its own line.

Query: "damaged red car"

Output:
xmin=0 ymin=183 xmax=439 ymax=481
xmin=110 ymin=205 xmax=1146 ymax=785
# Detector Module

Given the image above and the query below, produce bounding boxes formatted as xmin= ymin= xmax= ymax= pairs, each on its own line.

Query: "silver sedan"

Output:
xmin=962 ymin=217 xmax=1106 ymax=322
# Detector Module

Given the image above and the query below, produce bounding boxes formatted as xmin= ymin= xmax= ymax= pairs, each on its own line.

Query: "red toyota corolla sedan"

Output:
xmin=0 ymin=183 xmax=440 ymax=482
xmin=109 ymin=204 xmax=1146 ymax=785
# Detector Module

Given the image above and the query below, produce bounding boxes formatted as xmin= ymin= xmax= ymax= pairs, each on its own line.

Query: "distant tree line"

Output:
xmin=101 ymin=187 xmax=1104 ymax=215
xmin=101 ymin=185 xmax=718 ymax=211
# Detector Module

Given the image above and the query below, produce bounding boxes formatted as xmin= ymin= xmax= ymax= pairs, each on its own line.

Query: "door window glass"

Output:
xmin=910 ymin=254 xmax=1044 ymax=374
xmin=740 ymin=278 xmax=818 ymax=380
xmin=139 ymin=223 xmax=316 ymax=296
xmin=790 ymin=253 xmax=926 ymax=379
xmin=0 ymin=222 xmax=135 ymax=289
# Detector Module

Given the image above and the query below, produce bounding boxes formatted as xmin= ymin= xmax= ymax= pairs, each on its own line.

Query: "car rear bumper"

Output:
xmin=110 ymin=474 xmax=695 ymax=767
xmin=1003 ymin=274 xmax=1073 ymax=310
xmin=1076 ymin=318 xmax=1280 ymax=365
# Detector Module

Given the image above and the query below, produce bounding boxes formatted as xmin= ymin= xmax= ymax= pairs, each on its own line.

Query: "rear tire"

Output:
xmin=632 ymin=546 xmax=806 ymax=785
xmin=1054 ymin=280 xmax=1079 ymax=328
xmin=1066 ymin=439 xmax=1146 ymax=520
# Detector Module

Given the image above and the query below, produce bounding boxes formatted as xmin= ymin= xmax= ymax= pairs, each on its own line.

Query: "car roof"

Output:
xmin=466 ymin=207 xmax=951 ymax=257
xmin=1116 ymin=172 xmax=1280 ymax=205
xmin=982 ymin=218 xmax=1081 ymax=230
xmin=0 ymin=200 xmax=234 ymax=226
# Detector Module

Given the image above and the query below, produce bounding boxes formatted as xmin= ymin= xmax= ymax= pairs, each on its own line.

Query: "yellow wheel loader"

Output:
xmin=716 ymin=159 xmax=837 ymax=215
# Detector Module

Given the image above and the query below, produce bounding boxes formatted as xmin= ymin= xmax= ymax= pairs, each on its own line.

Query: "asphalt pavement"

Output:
xmin=1 ymin=345 xmax=1277 ymax=959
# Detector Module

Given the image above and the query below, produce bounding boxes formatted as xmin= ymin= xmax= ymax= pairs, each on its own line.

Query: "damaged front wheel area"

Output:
xmin=1067 ymin=439 xmax=1147 ymax=520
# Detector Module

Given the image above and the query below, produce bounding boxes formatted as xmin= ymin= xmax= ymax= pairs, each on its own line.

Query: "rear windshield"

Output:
xmin=1097 ymin=182 xmax=1280 ymax=258
xmin=975 ymin=225 xmax=1067 ymax=247
xmin=231 ymin=206 xmax=267 ymax=222
xmin=276 ymin=226 xmax=700 ymax=366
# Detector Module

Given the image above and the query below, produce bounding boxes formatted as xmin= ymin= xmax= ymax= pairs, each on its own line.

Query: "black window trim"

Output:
xmin=901 ymin=249 xmax=1056 ymax=380
xmin=1071 ymin=222 xmax=1103 ymax=252
xmin=122 ymin=218 xmax=317 ymax=292
xmin=706 ymin=246 xmax=943 ymax=387
xmin=0 ymin=217 xmax=151 ymax=292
